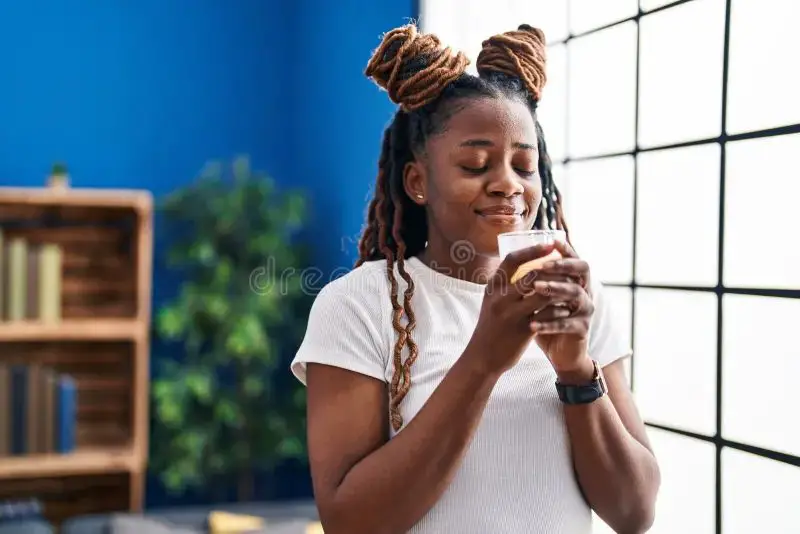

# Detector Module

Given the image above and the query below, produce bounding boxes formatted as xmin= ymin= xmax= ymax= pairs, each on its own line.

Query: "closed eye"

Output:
xmin=461 ymin=165 xmax=488 ymax=175
xmin=460 ymin=166 xmax=537 ymax=178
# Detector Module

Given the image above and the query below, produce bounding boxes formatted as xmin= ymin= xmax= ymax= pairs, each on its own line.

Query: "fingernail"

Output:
xmin=530 ymin=321 xmax=541 ymax=332
xmin=554 ymin=308 xmax=570 ymax=318
xmin=542 ymin=261 xmax=557 ymax=269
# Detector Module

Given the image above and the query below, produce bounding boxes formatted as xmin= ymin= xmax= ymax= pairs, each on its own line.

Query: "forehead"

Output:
xmin=438 ymin=97 xmax=538 ymax=145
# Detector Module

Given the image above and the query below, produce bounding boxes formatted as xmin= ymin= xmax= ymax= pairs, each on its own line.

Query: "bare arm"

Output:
xmin=558 ymin=358 xmax=660 ymax=534
xmin=532 ymin=242 xmax=661 ymax=532
xmin=306 ymin=348 xmax=500 ymax=534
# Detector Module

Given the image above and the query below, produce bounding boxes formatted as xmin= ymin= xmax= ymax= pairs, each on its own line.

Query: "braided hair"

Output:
xmin=358 ymin=23 xmax=570 ymax=431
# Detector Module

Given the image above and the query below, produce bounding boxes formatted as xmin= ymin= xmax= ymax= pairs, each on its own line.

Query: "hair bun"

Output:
xmin=477 ymin=24 xmax=547 ymax=101
xmin=365 ymin=24 xmax=469 ymax=112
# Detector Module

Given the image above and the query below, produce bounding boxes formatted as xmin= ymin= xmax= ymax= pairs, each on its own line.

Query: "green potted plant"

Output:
xmin=149 ymin=156 xmax=313 ymax=501
xmin=48 ymin=162 xmax=69 ymax=189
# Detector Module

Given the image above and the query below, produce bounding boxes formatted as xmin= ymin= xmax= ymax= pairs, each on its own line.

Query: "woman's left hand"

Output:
xmin=527 ymin=240 xmax=594 ymax=374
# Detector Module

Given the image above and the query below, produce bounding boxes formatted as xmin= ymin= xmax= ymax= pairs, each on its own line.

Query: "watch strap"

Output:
xmin=555 ymin=360 xmax=607 ymax=405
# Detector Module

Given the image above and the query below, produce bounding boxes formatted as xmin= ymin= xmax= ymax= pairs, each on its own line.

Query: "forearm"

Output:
xmin=559 ymin=364 xmax=660 ymax=534
xmin=328 ymin=350 xmax=499 ymax=534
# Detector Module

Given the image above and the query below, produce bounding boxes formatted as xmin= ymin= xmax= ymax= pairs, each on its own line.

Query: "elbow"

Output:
xmin=316 ymin=499 xmax=358 ymax=534
xmin=638 ymin=505 xmax=657 ymax=533
xmin=318 ymin=516 xmax=395 ymax=534
xmin=315 ymin=491 xmax=348 ymax=534
xmin=610 ymin=466 xmax=661 ymax=534
xmin=317 ymin=497 xmax=397 ymax=534
xmin=317 ymin=507 xmax=356 ymax=534
xmin=600 ymin=498 xmax=655 ymax=534
xmin=613 ymin=503 xmax=656 ymax=534
xmin=634 ymin=456 xmax=661 ymax=532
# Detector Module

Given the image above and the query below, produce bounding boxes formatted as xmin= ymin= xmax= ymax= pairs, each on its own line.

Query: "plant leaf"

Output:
xmin=185 ymin=371 xmax=213 ymax=403
xmin=156 ymin=306 xmax=186 ymax=340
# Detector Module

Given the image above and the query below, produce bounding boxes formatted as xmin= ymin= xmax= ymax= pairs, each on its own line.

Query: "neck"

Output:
xmin=418 ymin=235 xmax=502 ymax=285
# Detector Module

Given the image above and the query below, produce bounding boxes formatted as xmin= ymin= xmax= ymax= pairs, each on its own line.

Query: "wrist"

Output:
xmin=458 ymin=344 xmax=505 ymax=383
xmin=554 ymin=355 xmax=596 ymax=385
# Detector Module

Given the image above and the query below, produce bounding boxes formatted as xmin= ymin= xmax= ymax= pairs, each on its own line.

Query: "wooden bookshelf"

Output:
xmin=0 ymin=319 xmax=142 ymax=342
xmin=0 ymin=447 xmax=136 ymax=479
xmin=0 ymin=184 xmax=153 ymax=527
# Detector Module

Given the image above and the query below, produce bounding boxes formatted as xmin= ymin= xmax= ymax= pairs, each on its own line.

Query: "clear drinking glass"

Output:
xmin=497 ymin=230 xmax=567 ymax=283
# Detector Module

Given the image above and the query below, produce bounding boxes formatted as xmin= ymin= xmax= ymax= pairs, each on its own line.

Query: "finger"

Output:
xmin=530 ymin=317 xmax=590 ymax=336
xmin=524 ymin=283 xmax=593 ymax=322
xmin=491 ymin=243 xmax=557 ymax=290
xmin=521 ymin=282 xmax=591 ymax=322
xmin=512 ymin=271 xmax=578 ymax=296
xmin=527 ymin=281 xmax=585 ymax=306
xmin=538 ymin=258 xmax=591 ymax=289
xmin=501 ymin=243 xmax=557 ymax=271
xmin=553 ymin=239 xmax=579 ymax=259
xmin=529 ymin=304 xmax=573 ymax=322
xmin=539 ymin=258 xmax=590 ymax=275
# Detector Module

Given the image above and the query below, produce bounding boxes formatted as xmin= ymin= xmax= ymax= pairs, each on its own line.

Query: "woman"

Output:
xmin=290 ymin=23 xmax=660 ymax=534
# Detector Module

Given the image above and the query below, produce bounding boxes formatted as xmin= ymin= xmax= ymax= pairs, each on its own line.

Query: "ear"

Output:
xmin=403 ymin=160 xmax=427 ymax=206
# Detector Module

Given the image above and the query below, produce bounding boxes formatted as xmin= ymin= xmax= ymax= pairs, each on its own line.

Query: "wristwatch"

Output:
xmin=555 ymin=360 xmax=607 ymax=405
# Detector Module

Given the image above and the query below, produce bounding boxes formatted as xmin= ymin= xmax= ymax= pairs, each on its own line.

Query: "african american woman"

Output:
xmin=290 ymin=23 xmax=661 ymax=534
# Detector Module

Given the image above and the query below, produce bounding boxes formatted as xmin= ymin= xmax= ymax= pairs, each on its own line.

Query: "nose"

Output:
xmin=486 ymin=165 xmax=524 ymax=197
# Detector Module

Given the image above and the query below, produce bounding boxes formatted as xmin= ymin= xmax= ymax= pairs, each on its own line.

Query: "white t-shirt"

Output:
xmin=291 ymin=256 xmax=632 ymax=533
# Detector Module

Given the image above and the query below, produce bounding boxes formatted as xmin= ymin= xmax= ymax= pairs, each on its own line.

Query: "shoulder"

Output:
xmin=302 ymin=259 xmax=398 ymax=333
xmin=314 ymin=259 xmax=392 ymax=302
xmin=291 ymin=260 xmax=395 ymax=385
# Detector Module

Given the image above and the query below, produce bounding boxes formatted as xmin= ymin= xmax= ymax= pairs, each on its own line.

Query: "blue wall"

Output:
xmin=0 ymin=1 xmax=291 ymax=195
xmin=0 ymin=0 xmax=412 ymax=505
xmin=289 ymin=1 xmax=414 ymax=272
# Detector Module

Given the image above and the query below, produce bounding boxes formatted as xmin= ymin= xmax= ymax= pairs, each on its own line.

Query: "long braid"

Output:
xmin=533 ymin=119 xmax=571 ymax=240
xmin=533 ymin=117 xmax=570 ymax=236
xmin=372 ymin=165 xmax=407 ymax=420
xmin=387 ymin=111 xmax=420 ymax=415
xmin=355 ymin=195 xmax=380 ymax=266
xmin=356 ymin=23 xmax=570 ymax=431
xmin=381 ymin=115 xmax=422 ymax=431
xmin=355 ymin=128 xmax=392 ymax=267
xmin=390 ymin=190 xmax=419 ymax=420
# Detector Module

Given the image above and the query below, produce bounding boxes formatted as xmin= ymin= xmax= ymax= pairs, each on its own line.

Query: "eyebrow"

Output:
xmin=459 ymin=139 xmax=537 ymax=150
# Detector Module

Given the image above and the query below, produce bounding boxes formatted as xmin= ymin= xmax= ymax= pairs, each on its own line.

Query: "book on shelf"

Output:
xmin=0 ymin=364 xmax=77 ymax=457
xmin=0 ymin=499 xmax=43 ymax=524
xmin=0 ymin=228 xmax=62 ymax=322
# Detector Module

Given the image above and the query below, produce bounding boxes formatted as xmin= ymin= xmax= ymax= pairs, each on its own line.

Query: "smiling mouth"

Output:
xmin=476 ymin=207 xmax=528 ymax=225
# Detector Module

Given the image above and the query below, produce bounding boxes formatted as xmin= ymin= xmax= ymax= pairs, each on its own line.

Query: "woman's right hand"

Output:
xmin=464 ymin=243 xmax=573 ymax=375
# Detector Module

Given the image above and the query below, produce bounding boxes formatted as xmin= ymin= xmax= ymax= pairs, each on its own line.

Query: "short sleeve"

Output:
xmin=290 ymin=281 xmax=389 ymax=386
xmin=587 ymin=280 xmax=633 ymax=369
